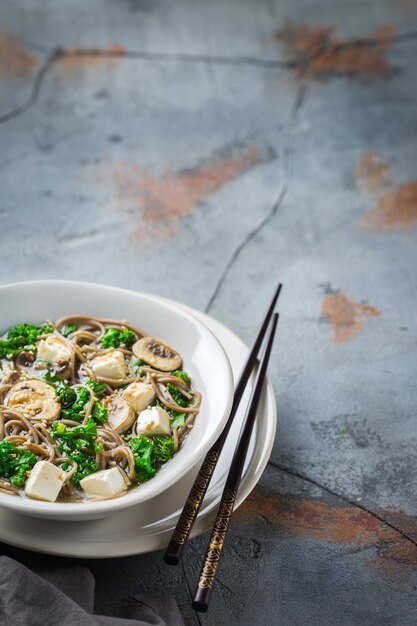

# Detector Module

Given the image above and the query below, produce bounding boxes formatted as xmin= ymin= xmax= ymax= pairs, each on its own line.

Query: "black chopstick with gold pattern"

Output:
xmin=193 ymin=312 xmax=279 ymax=611
xmin=163 ymin=284 xmax=281 ymax=565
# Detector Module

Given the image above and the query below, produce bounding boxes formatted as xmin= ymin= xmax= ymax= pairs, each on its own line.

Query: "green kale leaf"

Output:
xmin=40 ymin=371 xmax=77 ymax=407
xmin=166 ymin=383 xmax=187 ymax=408
xmin=131 ymin=358 xmax=146 ymax=376
xmin=61 ymin=323 xmax=78 ymax=337
xmin=61 ymin=454 xmax=98 ymax=487
xmin=52 ymin=419 xmax=98 ymax=486
xmin=101 ymin=327 xmax=136 ymax=349
xmin=44 ymin=378 xmax=107 ymax=425
xmin=52 ymin=418 xmax=98 ymax=451
xmin=39 ymin=371 xmax=77 ymax=407
xmin=0 ymin=322 xmax=54 ymax=360
xmin=91 ymin=401 xmax=108 ymax=425
xmin=152 ymin=436 xmax=175 ymax=464
xmin=128 ymin=435 xmax=174 ymax=483
xmin=128 ymin=436 xmax=156 ymax=482
xmin=170 ymin=412 xmax=187 ymax=429
xmin=172 ymin=370 xmax=191 ymax=385
xmin=60 ymin=386 xmax=90 ymax=421
xmin=86 ymin=379 xmax=107 ymax=397
xmin=0 ymin=441 xmax=37 ymax=487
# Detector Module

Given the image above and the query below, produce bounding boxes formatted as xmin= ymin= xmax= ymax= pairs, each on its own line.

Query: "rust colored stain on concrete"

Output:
xmin=236 ymin=486 xmax=391 ymax=544
xmin=56 ymin=45 xmax=126 ymax=72
xmin=321 ymin=292 xmax=381 ymax=344
xmin=236 ymin=486 xmax=417 ymax=581
xmin=275 ymin=21 xmax=394 ymax=81
xmin=0 ymin=31 xmax=38 ymax=81
xmin=356 ymin=152 xmax=391 ymax=193
xmin=370 ymin=540 xmax=417 ymax=582
xmin=360 ymin=182 xmax=417 ymax=231
xmin=366 ymin=506 xmax=417 ymax=581
xmin=356 ymin=153 xmax=417 ymax=231
xmin=109 ymin=146 xmax=260 ymax=240
xmin=379 ymin=506 xmax=417 ymax=539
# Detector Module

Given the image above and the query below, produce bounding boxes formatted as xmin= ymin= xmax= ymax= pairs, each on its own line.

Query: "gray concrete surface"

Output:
xmin=1 ymin=1 xmax=417 ymax=624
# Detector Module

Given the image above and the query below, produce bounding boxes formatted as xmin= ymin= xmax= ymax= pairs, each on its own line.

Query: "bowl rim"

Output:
xmin=0 ymin=279 xmax=234 ymax=517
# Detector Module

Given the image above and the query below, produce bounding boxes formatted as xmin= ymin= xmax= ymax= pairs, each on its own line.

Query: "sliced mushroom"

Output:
xmin=105 ymin=396 xmax=135 ymax=433
xmin=0 ymin=359 xmax=16 ymax=384
xmin=7 ymin=379 xmax=61 ymax=421
xmin=132 ymin=337 xmax=182 ymax=372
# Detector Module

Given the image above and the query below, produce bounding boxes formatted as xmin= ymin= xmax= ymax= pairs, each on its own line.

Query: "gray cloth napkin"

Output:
xmin=0 ymin=556 xmax=184 ymax=626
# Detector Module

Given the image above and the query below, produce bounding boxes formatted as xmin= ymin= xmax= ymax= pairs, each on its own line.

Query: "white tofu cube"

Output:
xmin=80 ymin=467 xmax=128 ymax=497
xmin=122 ymin=382 xmax=155 ymax=413
xmin=25 ymin=461 xmax=66 ymax=502
xmin=37 ymin=336 xmax=72 ymax=364
xmin=135 ymin=406 xmax=171 ymax=436
xmin=91 ymin=350 xmax=127 ymax=380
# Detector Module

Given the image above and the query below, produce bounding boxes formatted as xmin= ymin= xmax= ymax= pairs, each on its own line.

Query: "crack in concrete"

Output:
xmin=24 ymin=40 xmax=291 ymax=68
xmin=0 ymin=48 xmax=290 ymax=131
xmin=0 ymin=50 xmax=59 ymax=125
xmin=65 ymin=47 xmax=294 ymax=69
xmin=204 ymin=85 xmax=306 ymax=313
xmin=1 ymin=26 xmax=416 ymax=129
xmin=26 ymin=28 xmax=417 ymax=62
xmin=268 ymin=460 xmax=417 ymax=550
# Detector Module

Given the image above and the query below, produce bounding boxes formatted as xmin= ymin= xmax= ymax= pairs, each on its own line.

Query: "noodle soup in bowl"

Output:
xmin=0 ymin=281 xmax=233 ymax=521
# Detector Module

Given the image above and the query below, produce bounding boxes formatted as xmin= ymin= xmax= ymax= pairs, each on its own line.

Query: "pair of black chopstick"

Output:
xmin=163 ymin=284 xmax=282 ymax=611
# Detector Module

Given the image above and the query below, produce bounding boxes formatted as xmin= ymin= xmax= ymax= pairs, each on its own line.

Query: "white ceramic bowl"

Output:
xmin=0 ymin=280 xmax=233 ymax=520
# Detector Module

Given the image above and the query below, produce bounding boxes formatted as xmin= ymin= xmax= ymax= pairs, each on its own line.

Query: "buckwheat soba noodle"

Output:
xmin=0 ymin=316 xmax=201 ymax=502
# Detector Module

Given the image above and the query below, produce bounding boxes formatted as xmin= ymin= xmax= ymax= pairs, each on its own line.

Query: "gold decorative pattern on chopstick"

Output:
xmin=197 ymin=488 xmax=237 ymax=589
xmin=171 ymin=450 xmax=219 ymax=545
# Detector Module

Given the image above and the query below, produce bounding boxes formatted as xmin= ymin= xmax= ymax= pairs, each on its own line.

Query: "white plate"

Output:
xmin=0 ymin=302 xmax=277 ymax=558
